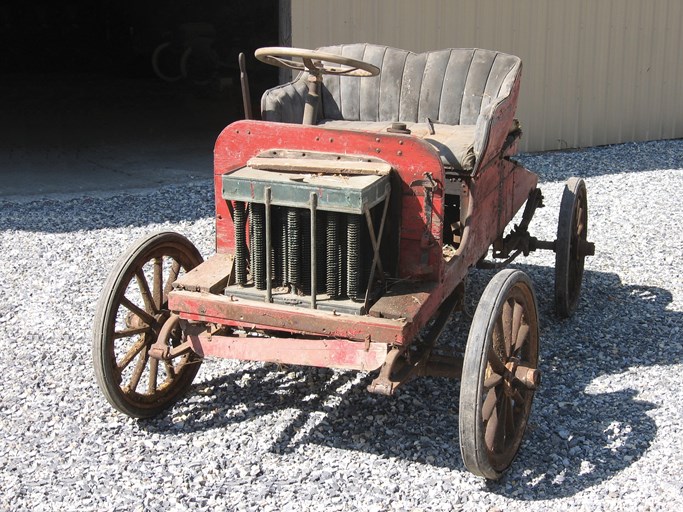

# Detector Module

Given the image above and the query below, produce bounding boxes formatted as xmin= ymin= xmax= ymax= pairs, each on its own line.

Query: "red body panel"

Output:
xmin=188 ymin=332 xmax=388 ymax=371
xmin=213 ymin=120 xmax=445 ymax=281
xmin=169 ymin=117 xmax=539 ymax=367
xmin=170 ymin=289 xmax=411 ymax=344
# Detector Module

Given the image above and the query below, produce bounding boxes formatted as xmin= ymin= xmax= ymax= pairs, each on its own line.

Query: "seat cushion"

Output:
xmin=317 ymin=120 xmax=477 ymax=171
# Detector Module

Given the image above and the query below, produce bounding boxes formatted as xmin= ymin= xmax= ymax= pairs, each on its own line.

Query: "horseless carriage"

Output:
xmin=93 ymin=44 xmax=594 ymax=479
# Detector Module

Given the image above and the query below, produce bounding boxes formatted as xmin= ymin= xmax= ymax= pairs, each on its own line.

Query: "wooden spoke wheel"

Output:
xmin=93 ymin=232 xmax=203 ymax=418
xmin=459 ymin=270 xmax=540 ymax=480
xmin=555 ymin=177 xmax=590 ymax=318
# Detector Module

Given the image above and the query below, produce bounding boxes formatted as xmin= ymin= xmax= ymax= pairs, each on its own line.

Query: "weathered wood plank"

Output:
xmin=173 ymin=253 xmax=234 ymax=294
xmin=247 ymin=157 xmax=392 ymax=176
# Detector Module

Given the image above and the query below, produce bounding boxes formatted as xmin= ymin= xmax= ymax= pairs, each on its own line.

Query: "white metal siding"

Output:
xmin=290 ymin=0 xmax=683 ymax=152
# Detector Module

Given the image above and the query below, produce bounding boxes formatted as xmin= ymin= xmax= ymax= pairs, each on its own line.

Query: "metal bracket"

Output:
xmin=149 ymin=314 xmax=194 ymax=361
xmin=362 ymin=184 xmax=391 ymax=312
xmin=367 ymin=283 xmax=465 ymax=395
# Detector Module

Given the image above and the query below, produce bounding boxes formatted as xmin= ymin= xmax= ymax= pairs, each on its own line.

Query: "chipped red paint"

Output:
xmin=188 ymin=332 xmax=389 ymax=371
xmin=169 ymin=289 xmax=412 ymax=344
xmin=444 ymin=159 xmax=538 ymax=292
xmin=475 ymin=71 xmax=522 ymax=174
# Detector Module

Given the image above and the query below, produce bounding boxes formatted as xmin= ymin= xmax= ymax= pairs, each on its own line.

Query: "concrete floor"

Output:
xmin=0 ymin=72 xmax=242 ymax=200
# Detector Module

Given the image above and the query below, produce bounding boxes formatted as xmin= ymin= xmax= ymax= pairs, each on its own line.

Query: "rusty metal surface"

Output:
xmin=247 ymin=155 xmax=392 ymax=176
xmin=367 ymin=283 xmax=464 ymax=394
xmin=369 ymin=281 xmax=438 ymax=320
xmin=222 ymin=166 xmax=390 ymax=214
xmin=443 ymin=159 xmax=538 ymax=295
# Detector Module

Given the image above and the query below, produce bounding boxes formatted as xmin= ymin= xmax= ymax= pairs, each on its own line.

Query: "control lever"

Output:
xmin=239 ymin=52 xmax=253 ymax=120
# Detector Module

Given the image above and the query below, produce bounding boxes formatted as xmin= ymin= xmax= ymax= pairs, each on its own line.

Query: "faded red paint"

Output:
xmin=169 ymin=289 xmax=410 ymax=344
xmin=188 ymin=332 xmax=389 ymax=371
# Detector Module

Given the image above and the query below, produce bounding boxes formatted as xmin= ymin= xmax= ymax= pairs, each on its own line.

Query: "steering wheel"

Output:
xmin=255 ymin=47 xmax=379 ymax=77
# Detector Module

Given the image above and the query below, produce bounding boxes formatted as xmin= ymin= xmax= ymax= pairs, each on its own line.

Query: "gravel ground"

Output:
xmin=1 ymin=139 xmax=682 ymax=511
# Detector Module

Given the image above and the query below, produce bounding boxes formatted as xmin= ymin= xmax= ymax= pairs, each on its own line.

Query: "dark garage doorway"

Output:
xmin=0 ymin=1 xmax=282 ymax=196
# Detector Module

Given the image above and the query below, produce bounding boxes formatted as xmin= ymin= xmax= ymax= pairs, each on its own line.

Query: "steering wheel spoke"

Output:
xmin=255 ymin=47 xmax=379 ymax=77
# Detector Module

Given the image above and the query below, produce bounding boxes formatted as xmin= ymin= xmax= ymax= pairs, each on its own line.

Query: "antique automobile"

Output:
xmin=93 ymin=44 xmax=594 ymax=479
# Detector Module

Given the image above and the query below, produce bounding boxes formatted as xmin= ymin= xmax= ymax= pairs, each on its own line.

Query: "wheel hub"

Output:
xmin=503 ymin=358 xmax=520 ymax=396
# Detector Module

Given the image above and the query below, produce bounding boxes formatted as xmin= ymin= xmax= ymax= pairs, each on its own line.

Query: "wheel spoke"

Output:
xmin=484 ymin=372 xmax=503 ymax=389
xmin=163 ymin=260 xmax=181 ymax=302
xmin=121 ymin=296 xmax=158 ymax=328
xmin=126 ymin=345 xmax=149 ymax=394
xmin=135 ymin=269 xmax=158 ymax=314
xmin=148 ymin=357 xmax=159 ymax=394
xmin=113 ymin=326 xmax=151 ymax=339
xmin=576 ymin=205 xmax=585 ymax=235
xmin=153 ymin=257 xmax=163 ymax=310
xmin=504 ymin=395 xmax=515 ymax=440
xmin=487 ymin=347 xmax=507 ymax=376
xmin=164 ymin=359 xmax=177 ymax=380
xmin=485 ymin=396 xmax=500 ymax=450
xmin=116 ymin=336 xmax=147 ymax=372
xmin=514 ymin=324 xmax=529 ymax=353
xmin=486 ymin=394 xmax=508 ymax=453
xmin=494 ymin=316 xmax=505 ymax=352
xmin=511 ymin=387 xmax=526 ymax=405
xmin=482 ymin=387 xmax=498 ymax=421
xmin=502 ymin=300 xmax=513 ymax=357
xmin=511 ymin=301 xmax=523 ymax=352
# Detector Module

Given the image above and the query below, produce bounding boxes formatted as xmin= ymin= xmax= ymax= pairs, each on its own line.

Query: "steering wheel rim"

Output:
xmin=255 ymin=47 xmax=380 ymax=77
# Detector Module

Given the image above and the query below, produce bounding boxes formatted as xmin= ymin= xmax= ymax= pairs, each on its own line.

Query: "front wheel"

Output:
xmin=459 ymin=269 xmax=540 ymax=479
xmin=93 ymin=232 xmax=203 ymax=418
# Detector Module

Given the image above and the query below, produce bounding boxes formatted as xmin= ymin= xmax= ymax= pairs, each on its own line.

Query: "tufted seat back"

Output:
xmin=319 ymin=44 xmax=520 ymax=125
xmin=261 ymin=44 xmax=522 ymax=172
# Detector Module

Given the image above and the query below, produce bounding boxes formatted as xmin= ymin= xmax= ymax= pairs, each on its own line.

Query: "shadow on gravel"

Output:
xmin=138 ymin=265 xmax=680 ymax=500
xmin=483 ymin=263 xmax=679 ymax=500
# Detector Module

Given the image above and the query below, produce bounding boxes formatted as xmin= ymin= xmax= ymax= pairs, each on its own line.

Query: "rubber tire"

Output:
xmin=555 ymin=177 xmax=588 ymax=318
xmin=93 ymin=231 xmax=203 ymax=418
xmin=459 ymin=269 xmax=540 ymax=480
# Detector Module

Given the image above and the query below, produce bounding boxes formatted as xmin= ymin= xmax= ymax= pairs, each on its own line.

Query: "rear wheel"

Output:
xmin=459 ymin=270 xmax=540 ymax=479
xmin=555 ymin=177 xmax=590 ymax=317
xmin=93 ymin=232 xmax=203 ymax=418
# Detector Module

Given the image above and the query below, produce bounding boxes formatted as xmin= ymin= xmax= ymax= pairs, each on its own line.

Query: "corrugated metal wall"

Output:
xmin=290 ymin=0 xmax=683 ymax=152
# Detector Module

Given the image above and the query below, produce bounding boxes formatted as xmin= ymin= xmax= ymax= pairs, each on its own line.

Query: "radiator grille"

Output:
xmin=222 ymin=166 xmax=390 ymax=315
